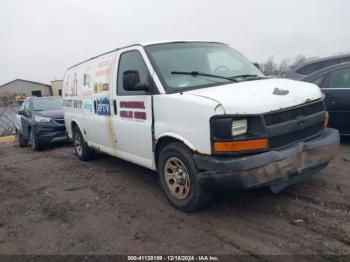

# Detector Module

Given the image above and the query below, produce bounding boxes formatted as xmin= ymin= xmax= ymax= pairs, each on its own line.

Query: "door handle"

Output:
xmin=93 ymin=100 xmax=97 ymax=113
xmin=113 ymin=99 xmax=117 ymax=115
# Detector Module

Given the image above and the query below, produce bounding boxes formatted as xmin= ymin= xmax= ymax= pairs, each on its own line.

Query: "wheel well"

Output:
xmin=71 ymin=121 xmax=78 ymax=132
xmin=155 ymin=136 xmax=192 ymax=168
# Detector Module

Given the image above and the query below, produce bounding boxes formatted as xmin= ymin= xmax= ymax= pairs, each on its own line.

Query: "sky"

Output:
xmin=0 ymin=0 xmax=349 ymax=85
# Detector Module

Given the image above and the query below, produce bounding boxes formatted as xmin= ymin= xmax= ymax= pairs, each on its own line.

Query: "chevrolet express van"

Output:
xmin=63 ymin=41 xmax=339 ymax=211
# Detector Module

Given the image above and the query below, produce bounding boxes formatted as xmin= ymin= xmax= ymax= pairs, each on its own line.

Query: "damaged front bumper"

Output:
xmin=194 ymin=128 xmax=339 ymax=193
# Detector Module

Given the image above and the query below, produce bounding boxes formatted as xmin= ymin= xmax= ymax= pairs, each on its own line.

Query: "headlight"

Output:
xmin=34 ymin=115 xmax=52 ymax=123
xmin=232 ymin=119 xmax=247 ymax=136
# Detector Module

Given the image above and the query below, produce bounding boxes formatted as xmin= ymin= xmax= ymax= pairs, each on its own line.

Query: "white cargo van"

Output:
xmin=63 ymin=41 xmax=339 ymax=211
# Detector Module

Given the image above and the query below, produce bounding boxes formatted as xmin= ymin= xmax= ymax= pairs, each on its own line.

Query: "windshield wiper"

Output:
xmin=230 ymin=74 xmax=267 ymax=80
xmin=171 ymin=71 xmax=237 ymax=82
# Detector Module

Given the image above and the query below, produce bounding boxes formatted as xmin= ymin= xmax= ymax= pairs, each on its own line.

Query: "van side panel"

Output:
xmin=63 ymin=52 xmax=118 ymax=152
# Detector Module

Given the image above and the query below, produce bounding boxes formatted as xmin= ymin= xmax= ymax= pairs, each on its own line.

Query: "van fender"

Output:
xmin=155 ymin=132 xmax=198 ymax=152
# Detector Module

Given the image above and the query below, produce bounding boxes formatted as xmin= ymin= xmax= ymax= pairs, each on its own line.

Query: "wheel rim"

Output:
xmin=74 ymin=132 xmax=83 ymax=156
xmin=164 ymin=157 xmax=191 ymax=200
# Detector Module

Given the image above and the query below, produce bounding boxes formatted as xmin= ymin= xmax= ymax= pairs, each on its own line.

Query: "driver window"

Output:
xmin=24 ymin=100 xmax=31 ymax=117
xmin=207 ymin=51 xmax=243 ymax=76
xmin=117 ymin=51 xmax=151 ymax=96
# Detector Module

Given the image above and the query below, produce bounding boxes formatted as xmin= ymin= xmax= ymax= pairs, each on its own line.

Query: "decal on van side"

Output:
xmin=93 ymin=57 xmax=113 ymax=94
xmin=82 ymin=72 xmax=93 ymax=96
xmin=120 ymin=101 xmax=145 ymax=109
xmin=94 ymin=83 xmax=109 ymax=93
xmin=83 ymin=101 xmax=93 ymax=113
xmin=63 ymin=72 xmax=78 ymax=97
xmin=119 ymin=101 xmax=146 ymax=121
xmin=96 ymin=97 xmax=111 ymax=116
xmin=63 ymin=99 xmax=82 ymax=109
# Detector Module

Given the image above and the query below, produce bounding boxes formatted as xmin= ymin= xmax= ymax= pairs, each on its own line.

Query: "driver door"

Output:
xmin=322 ymin=67 xmax=350 ymax=133
xmin=111 ymin=47 xmax=155 ymax=169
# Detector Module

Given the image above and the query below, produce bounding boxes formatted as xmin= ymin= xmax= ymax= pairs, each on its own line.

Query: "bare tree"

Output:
xmin=261 ymin=56 xmax=277 ymax=76
xmin=279 ymin=58 xmax=291 ymax=75
xmin=292 ymin=54 xmax=307 ymax=67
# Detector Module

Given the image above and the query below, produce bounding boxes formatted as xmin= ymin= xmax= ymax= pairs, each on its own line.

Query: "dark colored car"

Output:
xmin=299 ymin=62 xmax=350 ymax=136
xmin=286 ymin=54 xmax=350 ymax=80
xmin=15 ymin=96 xmax=68 ymax=150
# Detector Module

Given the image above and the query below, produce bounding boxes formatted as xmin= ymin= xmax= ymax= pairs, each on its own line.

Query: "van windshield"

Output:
xmin=145 ymin=42 xmax=265 ymax=93
xmin=32 ymin=97 xmax=63 ymax=111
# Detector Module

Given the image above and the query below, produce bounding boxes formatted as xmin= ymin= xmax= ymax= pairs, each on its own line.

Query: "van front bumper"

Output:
xmin=194 ymin=128 xmax=339 ymax=193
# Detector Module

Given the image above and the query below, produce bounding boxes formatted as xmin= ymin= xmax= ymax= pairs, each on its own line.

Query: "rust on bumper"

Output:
xmin=194 ymin=128 xmax=340 ymax=192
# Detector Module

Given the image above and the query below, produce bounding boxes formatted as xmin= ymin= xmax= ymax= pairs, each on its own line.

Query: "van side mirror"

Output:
xmin=123 ymin=70 xmax=150 ymax=91
xmin=252 ymin=62 xmax=260 ymax=70
xmin=18 ymin=110 xmax=27 ymax=116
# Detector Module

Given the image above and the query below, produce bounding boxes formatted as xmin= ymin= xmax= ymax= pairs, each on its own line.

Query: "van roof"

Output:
xmin=67 ymin=40 xmax=226 ymax=70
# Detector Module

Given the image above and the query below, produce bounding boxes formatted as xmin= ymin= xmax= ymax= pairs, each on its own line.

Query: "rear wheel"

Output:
xmin=16 ymin=128 xmax=27 ymax=147
xmin=158 ymin=142 xmax=212 ymax=212
xmin=73 ymin=126 xmax=94 ymax=161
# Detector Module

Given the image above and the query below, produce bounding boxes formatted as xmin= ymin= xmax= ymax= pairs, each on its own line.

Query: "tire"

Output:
xmin=30 ymin=129 xmax=40 ymax=151
xmin=158 ymin=142 xmax=212 ymax=212
xmin=16 ymin=129 xmax=27 ymax=147
xmin=72 ymin=126 xmax=94 ymax=161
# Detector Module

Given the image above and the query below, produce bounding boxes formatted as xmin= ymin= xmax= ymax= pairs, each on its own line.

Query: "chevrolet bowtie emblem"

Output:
xmin=273 ymin=87 xmax=289 ymax=95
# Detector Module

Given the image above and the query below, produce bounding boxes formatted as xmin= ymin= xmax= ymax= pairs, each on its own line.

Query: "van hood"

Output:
xmin=185 ymin=78 xmax=322 ymax=114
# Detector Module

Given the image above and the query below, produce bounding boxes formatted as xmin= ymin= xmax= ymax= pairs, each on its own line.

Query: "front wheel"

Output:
xmin=16 ymin=128 xmax=28 ymax=147
xmin=72 ymin=126 xmax=94 ymax=161
xmin=158 ymin=142 xmax=212 ymax=212
xmin=30 ymin=129 xmax=40 ymax=151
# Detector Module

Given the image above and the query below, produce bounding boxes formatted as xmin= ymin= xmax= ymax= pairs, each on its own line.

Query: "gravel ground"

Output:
xmin=0 ymin=137 xmax=349 ymax=257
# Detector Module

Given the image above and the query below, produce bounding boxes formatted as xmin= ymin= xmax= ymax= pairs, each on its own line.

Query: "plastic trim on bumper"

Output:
xmin=194 ymin=128 xmax=339 ymax=191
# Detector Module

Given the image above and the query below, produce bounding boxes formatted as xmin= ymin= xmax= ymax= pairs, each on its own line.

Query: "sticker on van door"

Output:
xmin=83 ymin=101 xmax=93 ymax=113
xmin=96 ymin=97 xmax=111 ymax=116
xmin=119 ymin=101 xmax=146 ymax=121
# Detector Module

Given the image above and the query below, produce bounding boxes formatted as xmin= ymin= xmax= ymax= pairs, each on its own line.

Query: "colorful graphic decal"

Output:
xmin=82 ymin=63 xmax=93 ymax=96
xmin=63 ymin=99 xmax=82 ymax=109
xmin=83 ymin=101 xmax=93 ymax=113
xmin=93 ymin=57 xmax=113 ymax=94
xmin=119 ymin=101 xmax=146 ymax=120
xmin=94 ymin=82 xmax=110 ymax=93
xmin=63 ymin=72 xmax=78 ymax=97
xmin=96 ymin=97 xmax=111 ymax=116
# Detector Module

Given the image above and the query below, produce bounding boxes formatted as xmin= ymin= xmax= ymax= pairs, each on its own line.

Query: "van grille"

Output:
xmin=264 ymin=101 xmax=324 ymax=126
xmin=269 ymin=123 xmax=324 ymax=149
xmin=264 ymin=101 xmax=325 ymax=149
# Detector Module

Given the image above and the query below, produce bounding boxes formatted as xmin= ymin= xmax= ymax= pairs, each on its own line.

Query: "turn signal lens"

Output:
xmin=324 ymin=114 xmax=329 ymax=128
xmin=214 ymin=139 xmax=268 ymax=152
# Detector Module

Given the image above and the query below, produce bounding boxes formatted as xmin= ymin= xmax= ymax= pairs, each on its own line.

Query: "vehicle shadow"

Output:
xmin=340 ymin=135 xmax=350 ymax=145
xmin=88 ymin=150 xmax=295 ymax=213
xmin=30 ymin=141 xmax=72 ymax=151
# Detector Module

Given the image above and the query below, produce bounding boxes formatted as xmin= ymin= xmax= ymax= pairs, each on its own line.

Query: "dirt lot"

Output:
xmin=0 ymin=137 xmax=349 ymax=256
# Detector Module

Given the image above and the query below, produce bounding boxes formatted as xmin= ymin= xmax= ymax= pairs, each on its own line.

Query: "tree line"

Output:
xmin=258 ymin=54 xmax=309 ymax=77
